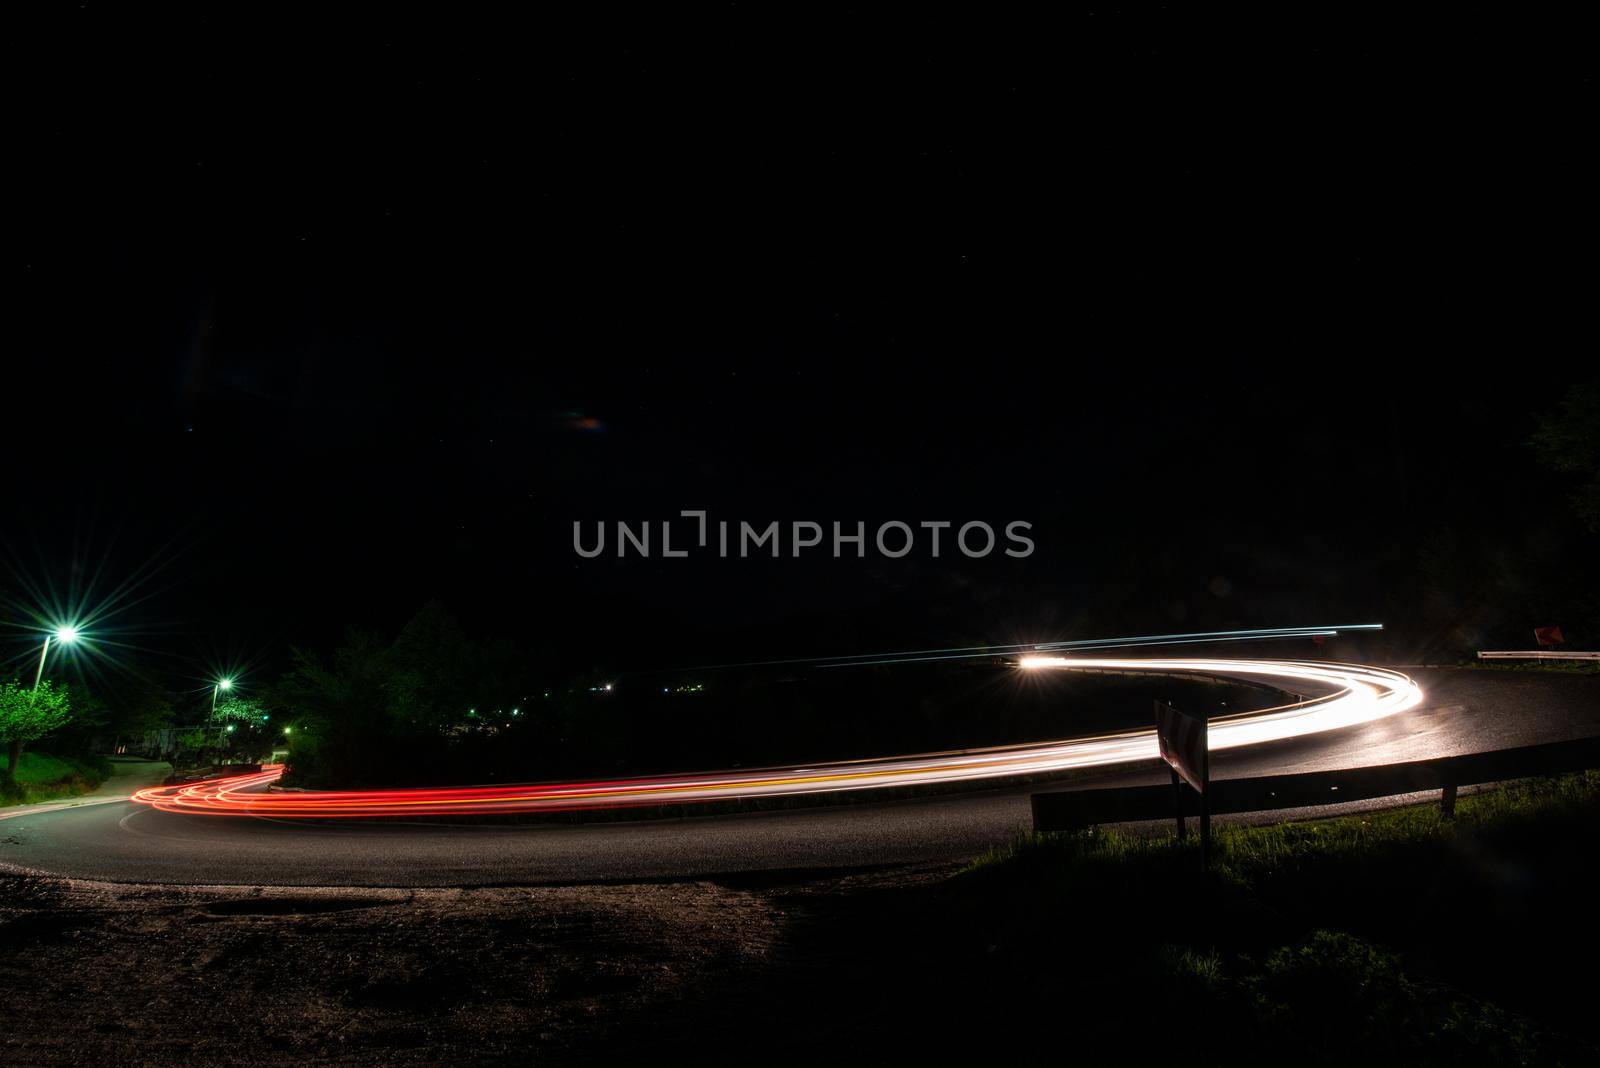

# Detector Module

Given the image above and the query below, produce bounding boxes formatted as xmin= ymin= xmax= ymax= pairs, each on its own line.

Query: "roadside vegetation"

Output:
xmin=0 ymin=679 xmax=72 ymax=778
xmin=1462 ymin=658 xmax=1599 ymax=675
xmin=0 ymin=751 xmax=111 ymax=806
xmin=0 ymin=673 xmax=173 ymax=804
xmin=955 ymin=774 xmax=1600 ymax=1061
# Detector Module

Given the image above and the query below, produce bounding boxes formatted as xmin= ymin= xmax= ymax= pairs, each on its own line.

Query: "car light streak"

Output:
xmin=130 ymin=658 xmax=1422 ymax=819
xmin=685 ymin=624 xmax=1384 ymax=670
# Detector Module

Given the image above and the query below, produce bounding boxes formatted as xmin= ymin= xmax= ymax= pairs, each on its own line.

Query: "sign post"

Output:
xmin=1169 ymin=767 xmax=1187 ymax=841
xmin=1155 ymin=699 xmax=1210 ymax=869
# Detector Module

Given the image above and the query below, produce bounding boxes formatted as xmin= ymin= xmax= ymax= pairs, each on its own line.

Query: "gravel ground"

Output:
xmin=0 ymin=871 xmax=809 ymax=1065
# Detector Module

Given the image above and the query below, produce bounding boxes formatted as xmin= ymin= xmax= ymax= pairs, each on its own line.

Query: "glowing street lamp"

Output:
xmin=212 ymin=676 xmax=234 ymax=714
xmin=33 ymin=625 xmax=81 ymax=691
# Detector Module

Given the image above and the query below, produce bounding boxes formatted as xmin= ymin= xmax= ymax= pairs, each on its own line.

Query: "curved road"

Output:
xmin=2 ymin=667 xmax=1595 ymax=887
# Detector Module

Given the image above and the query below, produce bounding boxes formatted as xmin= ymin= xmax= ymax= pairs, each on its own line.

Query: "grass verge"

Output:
xmin=0 ymin=752 xmax=112 ymax=806
xmin=954 ymin=773 xmax=1600 ymax=1062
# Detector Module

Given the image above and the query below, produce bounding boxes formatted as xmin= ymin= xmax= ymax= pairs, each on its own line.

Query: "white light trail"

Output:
xmin=131 ymin=657 xmax=1422 ymax=818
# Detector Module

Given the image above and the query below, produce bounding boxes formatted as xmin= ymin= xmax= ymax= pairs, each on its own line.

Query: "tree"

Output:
xmin=387 ymin=600 xmax=476 ymax=732
xmin=0 ymin=679 xmax=73 ymax=776
xmin=111 ymin=680 xmax=177 ymax=740
xmin=269 ymin=630 xmax=395 ymax=786
xmin=171 ymin=727 xmax=212 ymax=769
xmin=1532 ymin=381 xmax=1600 ymax=533
xmin=206 ymin=695 xmax=274 ymax=764
xmin=210 ymin=696 xmax=268 ymax=728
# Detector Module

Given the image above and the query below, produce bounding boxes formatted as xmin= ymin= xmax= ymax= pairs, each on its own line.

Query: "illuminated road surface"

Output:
xmin=130 ymin=658 xmax=1422 ymax=818
xmin=6 ymin=667 xmax=1598 ymax=886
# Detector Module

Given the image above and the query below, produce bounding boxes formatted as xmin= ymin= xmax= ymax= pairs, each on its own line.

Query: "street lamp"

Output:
xmin=212 ymin=677 xmax=234 ymax=714
xmin=33 ymin=625 xmax=81 ymax=690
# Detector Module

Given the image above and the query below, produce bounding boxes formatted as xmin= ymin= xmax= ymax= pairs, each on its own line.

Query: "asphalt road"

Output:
xmin=2 ymin=668 xmax=1595 ymax=887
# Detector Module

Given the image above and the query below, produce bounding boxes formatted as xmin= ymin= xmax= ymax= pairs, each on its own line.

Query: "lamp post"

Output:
xmin=212 ymin=677 xmax=234 ymax=714
xmin=33 ymin=626 xmax=80 ymax=691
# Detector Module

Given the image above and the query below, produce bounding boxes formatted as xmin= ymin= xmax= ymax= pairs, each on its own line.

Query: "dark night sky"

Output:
xmin=8 ymin=9 xmax=1594 ymax=690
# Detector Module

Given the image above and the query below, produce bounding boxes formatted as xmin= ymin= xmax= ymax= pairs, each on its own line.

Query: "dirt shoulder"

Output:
xmin=0 ymin=863 xmax=969 ymax=1066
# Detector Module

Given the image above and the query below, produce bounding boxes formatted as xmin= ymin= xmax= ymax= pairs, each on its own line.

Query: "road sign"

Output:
xmin=1534 ymin=626 xmax=1565 ymax=648
xmin=1155 ymin=699 xmax=1211 ymax=868
xmin=1155 ymin=699 xmax=1208 ymax=793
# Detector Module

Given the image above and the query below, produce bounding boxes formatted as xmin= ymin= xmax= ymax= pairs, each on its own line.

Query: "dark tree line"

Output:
xmin=269 ymin=597 xmax=1282 ymax=789
xmin=271 ymin=601 xmax=561 ymax=787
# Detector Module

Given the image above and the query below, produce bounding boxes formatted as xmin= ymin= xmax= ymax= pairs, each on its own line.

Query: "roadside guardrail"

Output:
xmin=1477 ymin=651 xmax=1600 ymax=660
xmin=1031 ymin=735 xmax=1600 ymax=832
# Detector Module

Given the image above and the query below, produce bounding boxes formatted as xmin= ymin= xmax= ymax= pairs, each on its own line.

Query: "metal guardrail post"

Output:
xmin=1441 ymin=782 xmax=1457 ymax=818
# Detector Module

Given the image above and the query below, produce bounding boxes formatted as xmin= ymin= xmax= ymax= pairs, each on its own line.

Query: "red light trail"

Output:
xmin=130 ymin=658 xmax=1422 ymax=819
